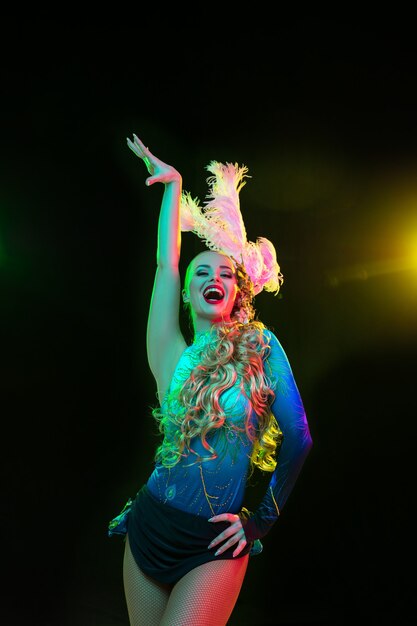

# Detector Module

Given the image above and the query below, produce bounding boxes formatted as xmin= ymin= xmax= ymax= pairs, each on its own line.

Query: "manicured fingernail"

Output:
xmin=208 ymin=543 xmax=213 ymax=549
xmin=215 ymin=550 xmax=220 ymax=556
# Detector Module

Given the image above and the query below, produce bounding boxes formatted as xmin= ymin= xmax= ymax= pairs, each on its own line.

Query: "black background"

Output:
xmin=2 ymin=16 xmax=417 ymax=625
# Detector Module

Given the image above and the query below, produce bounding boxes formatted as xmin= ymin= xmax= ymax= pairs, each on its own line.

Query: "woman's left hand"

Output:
xmin=208 ymin=513 xmax=247 ymax=557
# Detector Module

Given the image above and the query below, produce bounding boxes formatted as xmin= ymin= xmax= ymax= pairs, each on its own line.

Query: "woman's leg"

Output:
xmin=123 ymin=534 xmax=172 ymax=626
xmin=160 ymin=554 xmax=249 ymax=626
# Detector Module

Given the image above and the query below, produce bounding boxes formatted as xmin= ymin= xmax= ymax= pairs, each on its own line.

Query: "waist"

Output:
xmin=146 ymin=458 xmax=248 ymax=518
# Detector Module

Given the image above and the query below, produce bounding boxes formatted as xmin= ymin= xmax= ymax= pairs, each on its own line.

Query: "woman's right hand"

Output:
xmin=127 ymin=134 xmax=181 ymax=187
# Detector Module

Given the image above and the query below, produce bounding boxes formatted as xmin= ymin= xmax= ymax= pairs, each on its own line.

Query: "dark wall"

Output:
xmin=2 ymin=17 xmax=416 ymax=625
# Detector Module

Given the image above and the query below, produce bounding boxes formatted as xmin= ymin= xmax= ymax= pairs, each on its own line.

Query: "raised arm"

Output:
xmin=127 ymin=134 xmax=187 ymax=403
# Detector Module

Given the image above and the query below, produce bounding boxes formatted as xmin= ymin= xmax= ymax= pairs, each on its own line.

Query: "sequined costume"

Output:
xmin=109 ymin=326 xmax=312 ymax=582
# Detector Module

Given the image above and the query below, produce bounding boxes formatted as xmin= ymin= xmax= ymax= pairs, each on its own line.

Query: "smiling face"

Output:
xmin=183 ymin=250 xmax=239 ymax=331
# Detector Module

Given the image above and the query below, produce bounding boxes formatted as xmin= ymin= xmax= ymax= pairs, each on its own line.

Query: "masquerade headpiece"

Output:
xmin=180 ymin=161 xmax=283 ymax=296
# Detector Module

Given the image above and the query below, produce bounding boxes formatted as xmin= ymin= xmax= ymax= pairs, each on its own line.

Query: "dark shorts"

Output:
xmin=111 ymin=484 xmax=259 ymax=585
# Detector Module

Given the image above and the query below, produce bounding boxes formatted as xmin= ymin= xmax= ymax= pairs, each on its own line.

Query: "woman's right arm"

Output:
xmin=127 ymin=134 xmax=187 ymax=403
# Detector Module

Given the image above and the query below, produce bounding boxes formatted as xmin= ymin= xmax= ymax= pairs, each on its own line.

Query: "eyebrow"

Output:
xmin=195 ymin=264 xmax=234 ymax=271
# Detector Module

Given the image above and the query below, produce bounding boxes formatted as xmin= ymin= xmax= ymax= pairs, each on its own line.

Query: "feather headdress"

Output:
xmin=180 ymin=161 xmax=283 ymax=296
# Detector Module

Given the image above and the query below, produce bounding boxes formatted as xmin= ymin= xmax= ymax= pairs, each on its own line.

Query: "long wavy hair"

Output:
xmin=152 ymin=261 xmax=282 ymax=475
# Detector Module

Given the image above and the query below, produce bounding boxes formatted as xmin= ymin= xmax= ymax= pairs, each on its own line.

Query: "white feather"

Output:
xmin=179 ymin=161 xmax=283 ymax=295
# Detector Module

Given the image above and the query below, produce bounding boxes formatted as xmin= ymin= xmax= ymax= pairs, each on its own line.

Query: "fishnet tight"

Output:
xmin=123 ymin=534 xmax=249 ymax=626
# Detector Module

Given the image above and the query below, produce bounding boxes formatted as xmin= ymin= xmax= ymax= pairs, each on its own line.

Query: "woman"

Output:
xmin=109 ymin=134 xmax=313 ymax=626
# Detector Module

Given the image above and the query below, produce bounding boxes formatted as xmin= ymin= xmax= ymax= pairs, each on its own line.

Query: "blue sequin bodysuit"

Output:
xmin=146 ymin=326 xmax=313 ymax=539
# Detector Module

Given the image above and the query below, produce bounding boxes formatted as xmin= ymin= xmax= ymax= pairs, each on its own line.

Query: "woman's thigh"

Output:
xmin=160 ymin=554 xmax=249 ymax=626
xmin=123 ymin=534 xmax=172 ymax=626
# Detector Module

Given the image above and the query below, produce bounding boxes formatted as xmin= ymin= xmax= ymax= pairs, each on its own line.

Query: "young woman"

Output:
xmin=109 ymin=134 xmax=313 ymax=626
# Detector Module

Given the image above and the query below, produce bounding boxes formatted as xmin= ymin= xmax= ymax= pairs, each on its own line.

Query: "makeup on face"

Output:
xmin=185 ymin=252 xmax=239 ymax=326
xmin=194 ymin=264 xmax=235 ymax=304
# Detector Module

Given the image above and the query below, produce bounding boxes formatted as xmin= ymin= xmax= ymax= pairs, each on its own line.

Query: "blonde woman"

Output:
xmin=109 ymin=134 xmax=313 ymax=626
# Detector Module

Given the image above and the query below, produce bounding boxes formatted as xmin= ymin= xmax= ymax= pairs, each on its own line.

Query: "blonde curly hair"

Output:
xmin=152 ymin=321 xmax=282 ymax=475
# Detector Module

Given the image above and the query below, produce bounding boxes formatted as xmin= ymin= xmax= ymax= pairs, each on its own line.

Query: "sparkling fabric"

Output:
xmin=109 ymin=326 xmax=312 ymax=549
xmin=147 ymin=327 xmax=255 ymax=517
xmin=146 ymin=327 xmax=312 ymax=541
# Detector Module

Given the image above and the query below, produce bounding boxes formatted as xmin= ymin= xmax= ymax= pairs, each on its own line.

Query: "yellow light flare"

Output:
xmin=326 ymin=256 xmax=417 ymax=287
xmin=404 ymin=224 xmax=417 ymax=272
xmin=327 ymin=187 xmax=417 ymax=287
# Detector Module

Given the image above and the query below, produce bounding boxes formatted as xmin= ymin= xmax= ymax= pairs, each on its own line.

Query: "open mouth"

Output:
xmin=203 ymin=285 xmax=225 ymax=303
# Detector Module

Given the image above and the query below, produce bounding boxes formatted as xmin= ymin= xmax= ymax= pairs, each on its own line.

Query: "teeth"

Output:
xmin=204 ymin=286 xmax=224 ymax=300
